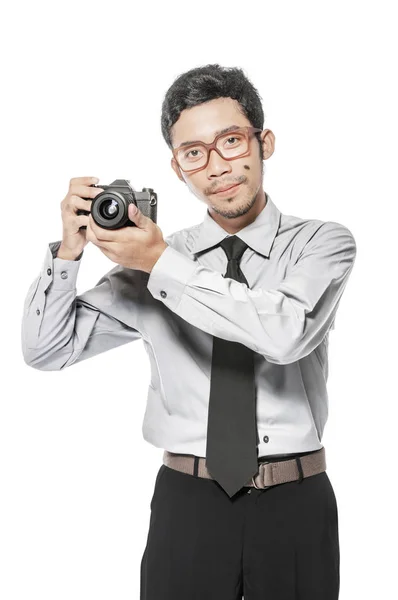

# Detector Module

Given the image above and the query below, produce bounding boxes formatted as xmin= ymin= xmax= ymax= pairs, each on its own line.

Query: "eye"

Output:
xmin=185 ymin=148 xmax=202 ymax=159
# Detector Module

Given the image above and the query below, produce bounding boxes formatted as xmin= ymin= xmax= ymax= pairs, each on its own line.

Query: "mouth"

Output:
xmin=212 ymin=182 xmax=242 ymax=195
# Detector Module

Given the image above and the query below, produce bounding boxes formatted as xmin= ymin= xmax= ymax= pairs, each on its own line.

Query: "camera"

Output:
xmin=77 ymin=179 xmax=158 ymax=230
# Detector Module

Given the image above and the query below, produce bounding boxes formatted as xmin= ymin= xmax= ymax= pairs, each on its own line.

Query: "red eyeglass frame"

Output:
xmin=172 ymin=126 xmax=263 ymax=175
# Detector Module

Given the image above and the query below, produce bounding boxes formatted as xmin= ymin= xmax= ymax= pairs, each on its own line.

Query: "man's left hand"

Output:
xmin=86 ymin=203 xmax=168 ymax=273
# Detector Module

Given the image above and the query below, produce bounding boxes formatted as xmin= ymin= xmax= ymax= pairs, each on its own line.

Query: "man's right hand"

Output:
xmin=57 ymin=176 xmax=104 ymax=260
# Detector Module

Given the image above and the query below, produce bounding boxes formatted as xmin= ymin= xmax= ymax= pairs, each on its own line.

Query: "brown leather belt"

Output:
xmin=163 ymin=447 xmax=326 ymax=490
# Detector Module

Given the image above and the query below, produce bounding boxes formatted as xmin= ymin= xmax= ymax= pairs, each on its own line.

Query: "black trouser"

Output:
xmin=140 ymin=456 xmax=340 ymax=599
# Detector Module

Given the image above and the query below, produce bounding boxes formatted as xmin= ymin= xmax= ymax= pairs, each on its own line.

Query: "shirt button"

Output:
xmin=60 ymin=271 xmax=68 ymax=280
xmin=36 ymin=308 xmax=40 ymax=315
xmin=47 ymin=268 xmax=51 ymax=276
xmin=263 ymin=435 xmax=269 ymax=443
xmin=247 ymin=489 xmax=252 ymax=494
xmin=160 ymin=290 xmax=167 ymax=298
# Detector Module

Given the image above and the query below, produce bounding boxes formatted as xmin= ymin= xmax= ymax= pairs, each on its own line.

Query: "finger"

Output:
xmin=69 ymin=196 xmax=93 ymax=212
xmin=69 ymin=176 xmax=99 ymax=186
xmin=86 ymin=222 xmax=119 ymax=251
xmin=70 ymin=184 xmax=104 ymax=200
xmin=85 ymin=218 xmax=100 ymax=244
xmin=88 ymin=215 xmax=117 ymax=241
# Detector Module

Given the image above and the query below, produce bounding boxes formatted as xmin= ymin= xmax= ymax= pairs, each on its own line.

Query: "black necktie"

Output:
xmin=205 ymin=235 xmax=259 ymax=498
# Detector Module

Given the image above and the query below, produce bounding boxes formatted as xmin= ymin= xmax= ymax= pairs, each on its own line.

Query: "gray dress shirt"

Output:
xmin=21 ymin=193 xmax=357 ymax=458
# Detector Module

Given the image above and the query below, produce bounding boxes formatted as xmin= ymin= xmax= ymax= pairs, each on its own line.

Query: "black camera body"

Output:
xmin=77 ymin=178 xmax=157 ymax=230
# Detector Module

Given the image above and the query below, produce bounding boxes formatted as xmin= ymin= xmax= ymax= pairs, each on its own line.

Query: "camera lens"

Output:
xmin=91 ymin=187 xmax=136 ymax=230
xmin=99 ymin=199 xmax=119 ymax=219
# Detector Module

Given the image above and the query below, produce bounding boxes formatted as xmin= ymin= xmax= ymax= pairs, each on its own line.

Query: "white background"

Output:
xmin=1 ymin=1 xmax=397 ymax=598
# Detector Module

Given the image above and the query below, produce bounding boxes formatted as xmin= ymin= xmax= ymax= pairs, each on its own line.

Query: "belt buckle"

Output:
xmin=252 ymin=460 xmax=270 ymax=489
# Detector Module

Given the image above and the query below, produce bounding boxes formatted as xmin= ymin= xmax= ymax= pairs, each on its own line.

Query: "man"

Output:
xmin=21 ymin=64 xmax=356 ymax=599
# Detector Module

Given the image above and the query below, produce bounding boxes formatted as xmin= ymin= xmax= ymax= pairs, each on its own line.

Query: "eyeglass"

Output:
xmin=172 ymin=126 xmax=263 ymax=174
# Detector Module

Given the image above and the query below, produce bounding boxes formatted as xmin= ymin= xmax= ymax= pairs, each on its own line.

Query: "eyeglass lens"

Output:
xmin=176 ymin=131 xmax=249 ymax=171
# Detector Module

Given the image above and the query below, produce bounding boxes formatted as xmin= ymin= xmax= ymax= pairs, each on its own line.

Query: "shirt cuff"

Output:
xmin=40 ymin=241 xmax=83 ymax=292
xmin=147 ymin=245 xmax=198 ymax=311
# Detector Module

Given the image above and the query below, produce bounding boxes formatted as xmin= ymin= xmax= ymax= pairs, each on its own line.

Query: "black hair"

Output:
xmin=160 ymin=63 xmax=265 ymax=160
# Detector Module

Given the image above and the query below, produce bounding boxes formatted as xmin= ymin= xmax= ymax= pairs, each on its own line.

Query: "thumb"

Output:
xmin=128 ymin=203 xmax=148 ymax=229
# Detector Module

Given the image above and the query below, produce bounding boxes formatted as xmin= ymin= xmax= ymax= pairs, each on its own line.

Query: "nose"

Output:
xmin=207 ymin=148 xmax=232 ymax=177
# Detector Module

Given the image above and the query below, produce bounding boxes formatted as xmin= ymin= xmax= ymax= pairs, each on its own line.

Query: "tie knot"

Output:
xmin=219 ymin=235 xmax=249 ymax=263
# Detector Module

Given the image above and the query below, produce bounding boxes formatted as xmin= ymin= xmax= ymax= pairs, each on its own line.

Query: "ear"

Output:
xmin=261 ymin=129 xmax=275 ymax=160
xmin=171 ymin=157 xmax=185 ymax=182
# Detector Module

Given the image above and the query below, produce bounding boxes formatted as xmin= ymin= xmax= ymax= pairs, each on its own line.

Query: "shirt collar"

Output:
xmin=187 ymin=192 xmax=281 ymax=258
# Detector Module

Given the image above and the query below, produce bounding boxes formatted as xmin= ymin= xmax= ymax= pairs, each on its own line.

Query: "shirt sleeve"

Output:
xmin=147 ymin=222 xmax=357 ymax=365
xmin=21 ymin=241 xmax=142 ymax=371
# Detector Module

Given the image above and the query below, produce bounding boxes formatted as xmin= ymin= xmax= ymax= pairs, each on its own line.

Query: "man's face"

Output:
xmin=170 ymin=97 xmax=274 ymax=220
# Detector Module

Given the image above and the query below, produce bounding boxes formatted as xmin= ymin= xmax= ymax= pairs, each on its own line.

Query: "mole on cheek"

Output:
xmin=243 ymin=165 xmax=250 ymax=170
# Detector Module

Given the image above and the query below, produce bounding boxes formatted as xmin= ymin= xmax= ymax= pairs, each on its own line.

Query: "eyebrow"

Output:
xmin=177 ymin=124 xmax=242 ymax=148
